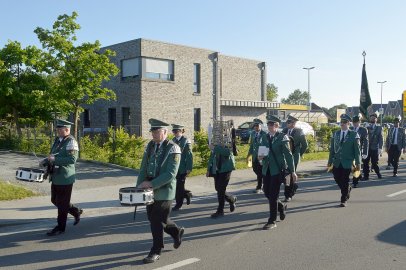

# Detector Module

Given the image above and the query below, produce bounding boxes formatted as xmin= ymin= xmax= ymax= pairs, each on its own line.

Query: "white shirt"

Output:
xmin=340 ymin=130 xmax=348 ymax=141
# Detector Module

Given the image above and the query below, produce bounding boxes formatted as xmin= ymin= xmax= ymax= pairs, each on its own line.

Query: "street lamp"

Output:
xmin=303 ymin=67 xmax=315 ymax=123
xmin=377 ymin=81 xmax=387 ymax=126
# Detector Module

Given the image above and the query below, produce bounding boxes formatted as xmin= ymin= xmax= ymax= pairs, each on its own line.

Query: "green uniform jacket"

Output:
xmin=172 ymin=136 xmax=193 ymax=175
xmin=247 ymin=130 xmax=267 ymax=162
xmin=50 ymin=135 xmax=79 ymax=185
xmin=260 ymin=132 xmax=295 ymax=176
xmin=282 ymin=127 xmax=308 ymax=169
xmin=137 ymin=140 xmax=181 ymax=200
xmin=207 ymin=145 xmax=236 ymax=175
xmin=328 ymin=130 xmax=361 ymax=169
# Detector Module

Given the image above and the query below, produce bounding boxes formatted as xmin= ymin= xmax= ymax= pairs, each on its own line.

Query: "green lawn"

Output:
xmin=0 ymin=181 xmax=37 ymax=201
xmin=189 ymin=143 xmax=329 ymax=177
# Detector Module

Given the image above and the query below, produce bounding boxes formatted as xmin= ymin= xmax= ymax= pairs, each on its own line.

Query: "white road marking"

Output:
xmin=152 ymin=258 xmax=200 ymax=270
xmin=386 ymin=189 xmax=406 ymax=198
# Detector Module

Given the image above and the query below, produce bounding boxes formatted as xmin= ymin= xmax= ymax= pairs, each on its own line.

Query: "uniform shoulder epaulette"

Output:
xmin=66 ymin=135 xmax=79 ymax=151
xmin=168 ymin=141 xmax=181 ymax=154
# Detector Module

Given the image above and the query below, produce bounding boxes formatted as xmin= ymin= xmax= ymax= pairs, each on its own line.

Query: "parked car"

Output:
xmin=235 ymin=121 xmax=254 ymax=143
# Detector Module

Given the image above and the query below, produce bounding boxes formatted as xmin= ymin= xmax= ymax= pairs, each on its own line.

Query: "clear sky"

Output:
xmin=1 ymin=0 xmax=405 ymax=108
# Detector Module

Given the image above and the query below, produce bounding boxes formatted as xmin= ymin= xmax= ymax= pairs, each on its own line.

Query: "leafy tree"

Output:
xmin=327 ymin=104 xmax=347 ymax=121
xmin=383 ymin=115 xmax=395 ymax=123
xmin=34 ymin=12 xmax=119 ymax=138
xmin=266 ymin=83 xmax=278 ymax=101
xmin=0 ymin=41 xmax=51 ymax=136
xmin=281 ymin=89 xmax=310 ymax=105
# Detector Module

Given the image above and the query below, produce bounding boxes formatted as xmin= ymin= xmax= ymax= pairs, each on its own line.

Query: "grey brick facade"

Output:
xmin=83 ymin=39 xmax=279 ymax=138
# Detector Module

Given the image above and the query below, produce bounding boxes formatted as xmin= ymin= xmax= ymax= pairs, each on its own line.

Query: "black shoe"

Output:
xmin=143 ymin=253 xmax=160 ymax=264
xmin=46 ymin=226 xmax=65 ymax=236
xmin=377 ymin=173 xmax=382 ymax=179
xmin=172 ymin=206 xmax=182 ymax=211
xmin=253 ymin=188 xmax=262 ymax=194
xmin=362 ymin=176 xmax=369 ymax=181
xmin=386 ymin=166 xmax=391 ymax=170
xmin=73 ymin=209 xmax=83 ymax=226
xmin=211 ymin=211 xmax=224 ymax=218
xmin=283 ymin=197 xmax=292 ymax=202
xmin=279 ymin=204 xmax=287 ymax=221
xmin=340 ymin=202 xmax=347 ymax=207
xmin=229 ymin=197 xmax=237 ymax=212
xmin=393 ymin=173 xmax=397 ymax=177
xmin=185 ymin=192 xmax=192 ymax=205
xmin=173 ymin=227 xmax=184 ymax=249
xmin=353 ymin=183 xmax=358 ymax=188
xmin=263 ymin=222 xmax=277 ymax=230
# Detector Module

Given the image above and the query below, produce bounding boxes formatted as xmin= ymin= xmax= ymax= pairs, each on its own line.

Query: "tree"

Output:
xmin=281 ymin=89 xmax=310 ymax=105
xmin=0 ymin=41 xmax=51 ymax=136
xmin=34 ymin=12 xmax=119 ymax=138
xmin=327 ymin=104 xmax=348 ymax=121
xmin=266 ymin=83 xmax=278 ymax=101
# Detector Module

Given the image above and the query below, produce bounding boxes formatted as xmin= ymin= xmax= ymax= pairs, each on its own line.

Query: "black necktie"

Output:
xmin=341 ymin=132 xmax=345 ymax=143
xmin=155 ymin=143 xmax=160 ymax=153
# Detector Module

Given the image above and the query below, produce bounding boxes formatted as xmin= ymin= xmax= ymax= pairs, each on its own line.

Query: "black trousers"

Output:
xmin=146 ymin=200 xmax=181 ymax=254
xmin=214 ymin=172 xmax=236 ymax=213
xmin=51 ymin=184 xmax=80 ymax=231
xmin=175 ymin=173 xmax=191 ymax=207
xmin=284 ymin=175 xmax=298 ymax=199
xmin=252 ymin=159 xmax=263 ymax=190
xmin=363 ymin=149 xmax=380 ymax=178
xmin=263 ymin=172 xmax=284 ymax=223
xmin=388 ymin=145 xmax=401 ymax=174
xmin=332 ymin=165 xmax=351 ymax=203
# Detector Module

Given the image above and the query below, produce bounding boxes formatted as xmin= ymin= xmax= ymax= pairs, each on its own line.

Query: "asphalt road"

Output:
xmin=0 ymin=153 xmax=405 ymax=270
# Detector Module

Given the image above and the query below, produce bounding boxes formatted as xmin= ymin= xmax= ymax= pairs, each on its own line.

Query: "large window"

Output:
xmin=193 ymin=63 xmax=201 ymax=94
xmin=108 ymin=108 xmax=116 ymax=127
xmin=122 ymin=107 xmax=131 ymax=126
xmin=122 ymin=58 xmax=140 ymax=79
xmin=144 ymin=58 xmax=174 ymax=81
xmin=194 ymin=108 xmax=201 ymax=131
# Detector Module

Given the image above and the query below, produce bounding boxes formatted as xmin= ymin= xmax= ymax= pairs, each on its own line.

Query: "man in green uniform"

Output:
xmin=137 ymin=119 xmax=184 ymax=264
xmin=385 ymin=117 xmax=406 ymax=177
xmin=247 ymin=118 xmax=266 ymax=193
xmin=282 ymin=115 xmax=308 ymax=202
xmin=259 ymin=115 xmax=297 ymax=230
xmin=328 ymin=114 xmax=361 ymax=207
xmin=364 ymin=113 xmax=383 ymax=180
xmin=350 ymin=115 xmax=368 ymax=187
xmin=44 ymin=119 xmax=83 ymax=236
xmin=206 ymin=142 xmax=237 ymax=218
xmin=171 ymin=124 xmax=193 ymax=211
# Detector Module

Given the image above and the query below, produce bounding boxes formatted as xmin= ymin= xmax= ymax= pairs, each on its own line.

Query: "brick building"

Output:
xmin=82 ymin=39 xmax=279 ymax=138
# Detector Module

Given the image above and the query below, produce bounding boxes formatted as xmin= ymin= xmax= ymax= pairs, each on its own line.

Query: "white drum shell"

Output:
xmin=16 ymin=167 xmax=45 ymax=182
xmin=119 ymin=187 xmax=154 ymax=206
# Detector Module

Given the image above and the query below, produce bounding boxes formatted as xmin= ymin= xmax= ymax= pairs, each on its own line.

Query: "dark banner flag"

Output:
xmin=359 ymin=51 xmax=372 ymax=118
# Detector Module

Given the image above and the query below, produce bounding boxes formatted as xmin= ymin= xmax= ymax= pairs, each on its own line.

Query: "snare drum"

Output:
xmin=16 ymin=167 xmax=45 ymax=182
xmin=119 ymin=187 xmax=154 ymax=206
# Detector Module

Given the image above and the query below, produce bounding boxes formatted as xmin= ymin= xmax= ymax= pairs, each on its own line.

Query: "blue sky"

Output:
xmin=1 ymin=0 xmax=405 ymax=108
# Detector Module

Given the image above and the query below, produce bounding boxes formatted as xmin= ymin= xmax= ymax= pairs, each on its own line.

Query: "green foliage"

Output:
xmin=0 ymin=181 xmax=36 ymax=201
xmin=79 ymin=135 xmax=109 ymax=163
xmin=315 ymin=124 xmax=340 ymax=151
xmin=325 ymin=104 xmax=347 ymax=121
xmin=266 ymin=83 xmax=278 ymax=101
xmin=383 ymin=115 xmax=395 ymax=123
xmin=34 ymin=12 xmax=119 ymax=138
xmin=305 ymin=134 xmax=317 ymax=153
xmin=281 ymin=89 xmax=310 ymax=105
xmin=193 ymin=129 xmax=211 ymax=167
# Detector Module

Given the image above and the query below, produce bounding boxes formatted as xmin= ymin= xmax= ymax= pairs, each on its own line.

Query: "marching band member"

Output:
xmin=385 ymin=117 xmax=406 ymax=177
xmin=137 ymin=119 xmax=184 ymax=264
xmin=350 ymin=115 xmax=368 ymax=187
xmin=247 ymin=118 xmax=266 ymax=193
xmin=171 ymin=124 xmax=193 ymax=211
xmin=363 ymin=113 xmax=383 ymax=180
xmin=259 ymin=115 xmax=296 ymax=230
xmin=328 ymin=114 xmax=361 ymax=207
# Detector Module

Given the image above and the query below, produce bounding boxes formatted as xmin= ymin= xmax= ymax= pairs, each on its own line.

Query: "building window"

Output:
xmin=143 ymin=58 xmax=174 ymax=81
xmin=194 ymin=108 xmax=201 ymax=131
xmin=121 ymin=58 xmax=140 ymax=79
xmin=193 ymin=63 xmax=201 ymax=94
xmin=108 ymin=108 xmax=116 ymax=127
xmin=122 ymin=107 xmax=131 ymax=126
xmin=83 ymin=109 xmax=90 ymax=128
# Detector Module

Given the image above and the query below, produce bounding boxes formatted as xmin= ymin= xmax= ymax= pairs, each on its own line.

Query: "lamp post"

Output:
xmin=303 ymin=67 xmax=315 ymax=123
xmin=377 ymin=81 xmax=387 ymax=126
